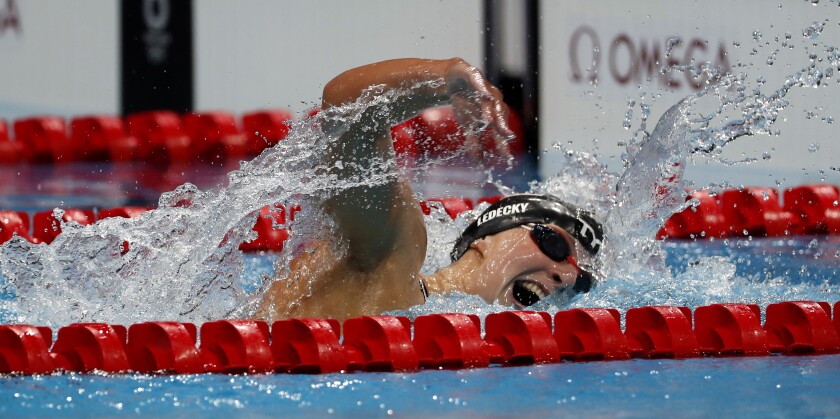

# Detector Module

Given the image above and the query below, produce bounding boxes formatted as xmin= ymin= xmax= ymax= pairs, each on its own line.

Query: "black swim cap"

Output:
xmin=450 ymin=194 xmax=605 ymax=261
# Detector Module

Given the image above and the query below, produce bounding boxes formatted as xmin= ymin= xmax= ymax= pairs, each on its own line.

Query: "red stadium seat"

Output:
xmin=71 ymin=115 xmax=139 ymax=162
xmin=32 ymin=209 xmax=95 ymax=244
xmin=182 ymin=111 xmax=247 ymax=161
xmin=13 ymin=116 xmax=72 ymax=163
xmin=126 ymin=111 xmax=193 ymax=163
xmin=241 ymin=110 xmax=294 ymax=155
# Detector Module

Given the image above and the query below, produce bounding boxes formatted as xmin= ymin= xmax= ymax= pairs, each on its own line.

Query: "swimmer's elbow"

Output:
xmin=322 ymin=77 xmax=346 ymax=108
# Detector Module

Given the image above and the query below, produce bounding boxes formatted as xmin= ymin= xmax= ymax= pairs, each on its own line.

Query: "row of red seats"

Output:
xmin=0 ymin=110 xmax=293 ymax=164
xmin=1 ymin=301 xmax=838 ymax=375
xmin=0 ymin=106 xmax=524 ymax=165
xmin=658 ymin=185 xmax=840 ymax=239
xmin=0 ymin=205 xmax=297 ymax=252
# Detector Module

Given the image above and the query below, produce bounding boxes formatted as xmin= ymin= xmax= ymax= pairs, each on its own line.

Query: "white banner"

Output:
xmin=541 ymin=0 xmax=840 ymax=187
xmin=194 ymin=0 xmax=483 ymax=116
xmin=0 ymin=0 xmax=119 ymax=119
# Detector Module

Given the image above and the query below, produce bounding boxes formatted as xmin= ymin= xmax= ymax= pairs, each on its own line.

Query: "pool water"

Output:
xmin=2 ymin=354 xmax=839 ymax=418
xmin=1 ymin=237 xmax=838 ymax=418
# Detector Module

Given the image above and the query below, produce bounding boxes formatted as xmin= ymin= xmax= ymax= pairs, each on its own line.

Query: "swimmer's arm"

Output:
xmin=321 ymin=58 xmax=513 ymax=272
xmin=322 ymin=58 xmax=515 ymax=150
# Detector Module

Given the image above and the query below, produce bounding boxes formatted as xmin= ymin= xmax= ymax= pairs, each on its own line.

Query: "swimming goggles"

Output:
xmin=513 ymin=224 xmax=593 ymax=307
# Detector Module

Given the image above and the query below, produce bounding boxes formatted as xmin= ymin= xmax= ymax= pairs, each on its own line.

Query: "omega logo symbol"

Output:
xmin=0 ymin=0 xmax=21 ymax=36
xmin=569 ymin=25 xmax=732 ymax=91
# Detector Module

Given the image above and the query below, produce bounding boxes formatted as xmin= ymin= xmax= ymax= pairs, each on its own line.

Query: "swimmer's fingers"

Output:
xmin=479 ymin=102 xmax=515 ymax=166
xmin=446 ymin=63 xmax=516 ymax=164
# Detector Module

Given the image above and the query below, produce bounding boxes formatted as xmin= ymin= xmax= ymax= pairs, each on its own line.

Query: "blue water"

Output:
xmin=2 ymin=237 xmax=839 ymax=418
xmin=2 ymin=351 xmax=838 ymax=418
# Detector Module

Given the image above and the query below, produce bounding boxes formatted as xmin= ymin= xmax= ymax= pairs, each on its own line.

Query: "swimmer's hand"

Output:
xmin=322 ymin=58 xmax=516 ymax=165
xmin=444 ymin=60 xmax=517 ymax=165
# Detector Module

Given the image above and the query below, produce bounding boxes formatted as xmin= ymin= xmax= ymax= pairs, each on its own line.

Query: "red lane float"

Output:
xmin=271 ymin=318 xmax=346 ymax=374
xmin=764 ymin=301 xmax=840 ymax=355
xmin=0 ymin=210 xmax=33 ymax=243
xmin=50 ymin=323 xmax=130 ymax=373
xmin=0 ymin=325 xmax=56 ymax=374
xmin=0 ymin=118 xmax=28 ymax=164
xmin=420 ymin=197 xmax=474 ymax=219
xmin=413 ymin=313 xmax=489 ymax=369
xmin=625 ymin=306 xmax=700 ymax=358
xmin=836 ymin=301 xmax=840 ymax=337
xmin=126 ymin=111 xmax=193 ymax=163
xmin=694 ymin=303 xmax=769 ymax=356
xmin=554 ymin=308 xmax=630 ymax=361
xmin=720 ymin=187 xmax=800 ymax=237
xmin=242 ymin=110 xmax=294 ymax=155
xmin=126 ymin=322 xmax=203 ymax=374
xmin=784 ymin=185 xmax=840 ymax=234
xmin=484 ymin=311 xmax=560 ymax=365
xmin=32 ymin=209 xmax=95 ymax=244
xmin=199 ymin=320 xmax=273 ymax=374
xmin=2 ymin=300 xmax=840 ymax=375
xmin=392 ymin=105 xmax=525 ymax=161
xmin=71 ymin=116 xmax=139 ymax=162
xmin=658 ymin=191 xmax=728 ymax=239
xmin=239 ymin=205 xmax=296 ymax=252
xmin=342 ymin=316 xmax=418 ymax=372
xmin=182 ymin=111 xmax=248 ymax=161
xmin=661 ymin=185 xmax=840 ymax=239
xmin=97 ymin=206 xmax=152 ymax=220
xmin=13 ymin=116 xmax=71 ymax=163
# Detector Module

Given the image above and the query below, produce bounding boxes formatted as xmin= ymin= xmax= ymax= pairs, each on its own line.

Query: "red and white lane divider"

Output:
xmin=1 ymin=301 xmax=839 ymax=375
xmin=1 ymin=185 xmax=838 ymax=251
xmin=0 ymin=111 xmax=294 ymax=164
xmin=658 ymin=185 xmax=840 ymax=239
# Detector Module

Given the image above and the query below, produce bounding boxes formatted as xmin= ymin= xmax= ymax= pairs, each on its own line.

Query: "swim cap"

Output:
xmin=450 ymin=194 xmax=605 ymax=261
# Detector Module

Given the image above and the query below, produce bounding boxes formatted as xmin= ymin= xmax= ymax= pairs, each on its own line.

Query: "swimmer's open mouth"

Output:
xmin=512 ymin=279 xmax=549 ymax=307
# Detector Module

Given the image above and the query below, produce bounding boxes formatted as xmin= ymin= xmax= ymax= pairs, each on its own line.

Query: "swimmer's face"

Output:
xmin=463 ymin=225 xmax=589 ymax=308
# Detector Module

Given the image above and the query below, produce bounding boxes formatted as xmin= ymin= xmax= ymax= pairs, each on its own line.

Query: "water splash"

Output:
xmin=2 ymin=19 xmax=839 ymax=326
xmin=0 ymin=80 xmax=488 ymax=327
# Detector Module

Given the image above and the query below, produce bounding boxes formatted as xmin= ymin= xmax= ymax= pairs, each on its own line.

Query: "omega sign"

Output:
xmin=569 ymin=25 xmax=732 ymax=91
xmin=143 ymin=0 xmax=172 ymax=64
xmin=0 ymin=0 xmax=21 ymax=35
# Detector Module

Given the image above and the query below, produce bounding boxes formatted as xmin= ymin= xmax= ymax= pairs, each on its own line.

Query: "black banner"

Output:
xmin=120 ymin=0 xmax=193 ymax=115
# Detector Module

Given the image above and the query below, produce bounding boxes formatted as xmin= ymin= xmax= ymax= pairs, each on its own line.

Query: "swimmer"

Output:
xmin=255 ymin=58 xmax=604 ymax=321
